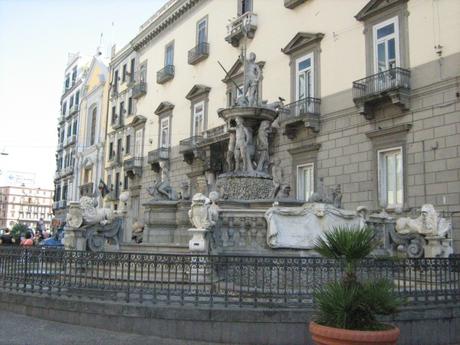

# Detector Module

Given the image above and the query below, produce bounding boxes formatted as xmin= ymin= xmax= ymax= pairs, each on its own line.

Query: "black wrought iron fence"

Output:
xmin=352 ymin=67 xmax=410 ymax=100
xmin=0 ymin=248 xmax=458 ymax=308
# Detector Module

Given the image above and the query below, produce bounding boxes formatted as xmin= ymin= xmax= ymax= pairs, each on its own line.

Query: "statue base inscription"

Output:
xmin=265 ymin=203 xmax=366 ymax=249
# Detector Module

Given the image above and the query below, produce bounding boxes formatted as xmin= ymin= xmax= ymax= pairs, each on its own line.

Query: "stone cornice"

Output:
xmin=288 ymin=143 xmax=321 ymax=155
xmin=355 ymin=0 xmax=408 ymax=22
xmin=131 ymin=0 xmax=204 ymax=51
xmin=366 ymin=123 xmax=412 ymax=139
xmin=281 ymin=32 xmax=324 ymax=55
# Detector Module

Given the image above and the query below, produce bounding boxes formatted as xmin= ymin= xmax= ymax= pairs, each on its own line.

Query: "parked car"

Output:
xmin=39 ymin=227 xmax=64 ymax=248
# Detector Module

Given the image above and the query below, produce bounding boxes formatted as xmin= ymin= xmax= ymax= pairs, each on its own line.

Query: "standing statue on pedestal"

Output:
xmin=226 ymin=129 xmax=236 ymax=171
xmin=242 ymin=52 xmax=261 ymax=106
xmin=147 ymin=161 xmax=177 ymax=201
xmin=256 ymin=120 xmax=271 ymax=173
xmin=234 ymin=116 xmax=254 ymax=173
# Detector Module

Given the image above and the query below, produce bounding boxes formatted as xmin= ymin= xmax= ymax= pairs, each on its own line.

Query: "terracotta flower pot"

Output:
xmin=309 ymin=321 xmax=400 ymax=345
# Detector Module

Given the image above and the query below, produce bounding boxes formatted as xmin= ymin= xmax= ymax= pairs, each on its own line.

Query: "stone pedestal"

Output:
xmin=63 ymin=226 xmax=86 ymax=251
xmin=175 ymin=200 xmax=192 ymax=245
xmin=143 ymin=201 xmax=178 ymax=244
xmin=188 ymin=228 xmax=209 ymax=252
xmin=216 ymin=174 xmax=273 ymax=200
xmin=425 ymin=236 xmax=453 ymax=258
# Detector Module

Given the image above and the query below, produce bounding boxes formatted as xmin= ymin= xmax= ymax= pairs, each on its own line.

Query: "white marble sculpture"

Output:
xmin=188 ymin=192 xmax=220 ymax=252
xmin=80 ymin=196 xmax=114 ymax=225
xmin=396 ymin=204 xmax=451 ymax=237
xmin=265 ymin=203 xmax=367 ymax=249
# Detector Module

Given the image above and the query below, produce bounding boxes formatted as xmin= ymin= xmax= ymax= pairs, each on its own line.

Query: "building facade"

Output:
xmin=0 ymin=186 xmax=53 ymax=229
xmin=74 ymin=55 xmax=109 ymax=202
xmin=106 ymin=0 xmax=458 ymax=250
xmin=103 ymin=44 xmax=146 ymax=241
xmin=53 ymin=54 xmax=91 ymax=221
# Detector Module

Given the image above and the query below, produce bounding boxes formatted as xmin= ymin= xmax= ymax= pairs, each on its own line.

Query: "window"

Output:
xmin=111 ymin=106 xmax=117 ymax=124
xmin=122 ymin=64 xmax=127 ymax=82
xmin=160 ymin=117 xmax=170 ymax=148
xmin=378 ymin=147 xmax=403 ymax=208
xmin=134 ymin=129 xmax=143 ymax=158
xmin=296 ymin=53 xmax=314 ymax=102
xmin=130 ymin=58 xmax=135 ymax=82
xmin=192 ymin=101 xmax=204 ymax=136
xmin=128 ymin=97 xmax=133 ymax=115
xmin=165 ymin=43 xmax=174 ymax=66
xmin=125 ymin=135 xmax=131 ymax=155
xmin=72 ymin=120 xmax=77 ymax=135
xmin=114 ymin=173 xmax=120 ymax=199
xmin=67 ymin=124 xmax=72 ymax=137
xmin=113 ymin=70 xmax=119 ymax=92
xmin=71 ymin=66 xmax=77 ymax=84
xmin=83 ymin=169 xmax=91 ymax=184
xmin=123 ymin=175 xmax=129 ymax=190
xmin=119 ymin=101 xmax=125 ymax=118
xmin=373 ymin=17 xmax=399 ymax=72
xmin=197 ymin=17 xmax=207 ymax=45
xmin=69 ymin=95 xmax=74 ymax=109
xmin=297 ymin=163 xmax=314 ymax=201
xmin=116 ymin=138 xmax=122 ymax=162
xmin=139 ymin=63 xmax=147 ymax=83
xmin=109 ymin=142 xmax=114 ymax=160
xmin=62 ymin=102 xmax=67 ymax=115
xmin=90 ymin=107 xmax=97 ymax=146
xmin=75 ymin=90 xmax=80 ymax=106
xmin=65 ymin=74 xmax=70 ymax=90
xmin=238 ymin=0 xmax=252 ymax=15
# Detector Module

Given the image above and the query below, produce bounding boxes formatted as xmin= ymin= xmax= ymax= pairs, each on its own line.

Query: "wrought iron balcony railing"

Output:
xmin=156 ymin=65 xmax=175 ymax=84
xmin=279 ymin=97 xmax=321 ymax=138
xmin=64 ymin=135 xmax=76 ymax=148
xmin=61 ymin=166 xmax=74 ymax=177
xmin=352 ymin=67 xmax=410 ymax=100
xmin=188 ymin=42 xmax=210 ymax=65
xmin=69 ymin=105 xmax=79 ymax=116
xmin=147 ymin=147 xmax=170 ymax=164
xmin=131 ymin=81 xmax=147 ymax=99
xmin=124 ymin=157 xmax=143 ymax=178
xmin=225 ymin=12 xmax=257 ymax=47
xmin=352 ymin=67 xmax=410 ymax=119
xmin=111 ymin=115 xmax=124 ymax=130
xmin=179 ymin=135 xmax=203 ymax=153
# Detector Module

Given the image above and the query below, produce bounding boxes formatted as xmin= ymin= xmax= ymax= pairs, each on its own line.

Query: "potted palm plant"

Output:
xmin=309 ymin=226 xmax=401 ymax=345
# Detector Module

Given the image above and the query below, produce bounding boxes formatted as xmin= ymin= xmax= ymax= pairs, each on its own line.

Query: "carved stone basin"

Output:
xmin=218 ymin=106 xmax=277 ymax=129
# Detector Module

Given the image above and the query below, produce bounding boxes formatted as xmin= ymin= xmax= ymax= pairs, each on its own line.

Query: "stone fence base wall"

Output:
xmin=0 ymin=291 xmax=459 ymax=345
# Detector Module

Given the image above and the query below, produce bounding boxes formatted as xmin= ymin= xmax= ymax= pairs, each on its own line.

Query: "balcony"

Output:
xmin=188 ymin=42 xmax=210 ymax=65
xmin=58 ymin=115 xmax=65 ymax=124
xmin=111 ymin=114 xmax=124 ymax=130
xmin=69 ymin=105 xmax=79 ymax=116
xmin=64 ymin=134 xmax=77 ymax=148
xmin=284 ymin=0 xmax=307 ymax=9
xmin=109 ymin=154 xmax=122 ymax=168
xmin=54 ymin=171 xmax=61 ymax=180
xmin=147 ymin=147 xmax=170 ymax=172
xmin=225 ymin=12 xmax=257 ymax=47
xmin=53 ymin=200 xmax=67 ymax=210
xmin=352 ymin=67 xmax=410 ymax=120
xmin=57 ymin=141 xmax=64 ymax=151
xmin=132 ymin=81 xmax=147 ymax=99
xmin=61 ymin=166 xmax=74 ymax=177
xmin=156 ymin=65 xmax=175 ymax=84
xmin=80 ymin=182 xmax=94 ymax=197
xmin=124 ymin=157 xmax=143 ymax=178
xmin=179 ymin=136 xmax=204 ymax=165
xmin=279 ymin=97 xmax=321 ymax=139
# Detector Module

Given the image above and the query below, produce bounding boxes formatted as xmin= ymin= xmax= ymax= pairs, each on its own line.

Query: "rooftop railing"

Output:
xmin=0 ymin=248 xmax=458 ymax=308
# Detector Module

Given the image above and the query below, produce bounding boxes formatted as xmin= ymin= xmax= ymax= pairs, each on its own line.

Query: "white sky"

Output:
xmin=0 ymin=0 xmax=166 ymax=189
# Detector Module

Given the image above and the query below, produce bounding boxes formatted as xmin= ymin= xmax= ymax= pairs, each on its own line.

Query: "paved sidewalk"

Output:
xmin=0 ymin=309 xmax=228 ymax=345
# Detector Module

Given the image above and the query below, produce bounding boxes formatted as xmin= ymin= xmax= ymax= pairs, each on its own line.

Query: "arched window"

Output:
xmin=90 ymin=107 xmax=97 ymax=146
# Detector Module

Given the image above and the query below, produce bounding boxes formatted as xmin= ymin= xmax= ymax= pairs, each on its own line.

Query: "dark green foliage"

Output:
xmin=11 ymin=223 xmax=28 ymax=241
xmin=313 ymin=226 xmax=400 ymax=331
